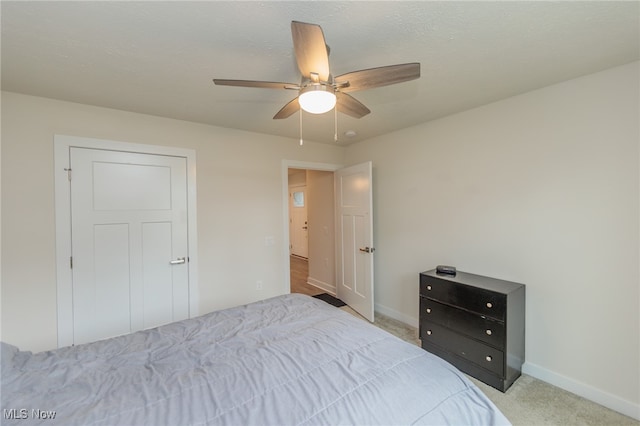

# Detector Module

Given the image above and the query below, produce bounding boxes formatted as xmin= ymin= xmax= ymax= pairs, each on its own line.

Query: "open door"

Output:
xmin=335 ymin=162 xmax=374 ymax=322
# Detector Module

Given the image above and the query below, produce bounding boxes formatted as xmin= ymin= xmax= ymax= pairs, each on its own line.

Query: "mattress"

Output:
xmin=2 ymin=293 xmax=510 ymax=425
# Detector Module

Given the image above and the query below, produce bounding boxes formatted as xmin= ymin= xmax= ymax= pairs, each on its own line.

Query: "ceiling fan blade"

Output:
xmin=336 ymin=93 xmax=370 ymax=119
xmin=291 ymin=21 xmax=330 ymax=81
xmin=273 ymin=97 xmax=300 ymax=119
xmin=213 ymin=79 xmax=298 ymax=90
xmin=335 ymin=63 xmax=420 ymax=93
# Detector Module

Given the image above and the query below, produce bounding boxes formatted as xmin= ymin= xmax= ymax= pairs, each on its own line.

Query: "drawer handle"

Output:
xmin=486 ymin=302 xmax=493 ymax=308
xmin=426 ymin=330 xmax=432 ymax=336
xmin=485 ymin=329 xmax=492 ymax=336
xmin=426 ymin=285 xmax=432 ymax=291
xmin=426 ymin=308 xmax=431 ymax=314
xmin=485 ymin=356 xmax=492 ymax=362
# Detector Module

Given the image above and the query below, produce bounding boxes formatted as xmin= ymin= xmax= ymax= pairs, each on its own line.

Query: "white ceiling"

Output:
xmin=2 ymin=1 xmax=638 ymax=145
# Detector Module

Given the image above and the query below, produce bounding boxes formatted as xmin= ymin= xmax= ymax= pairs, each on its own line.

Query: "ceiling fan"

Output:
xmin=213 ymin=21 xmax=420 ymax=120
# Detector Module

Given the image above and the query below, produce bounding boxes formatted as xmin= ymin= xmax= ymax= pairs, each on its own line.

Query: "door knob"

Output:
xmin=170 ymin=257 xmax=186 ymax=265
xmin=359 ymin=247 xmax=375 ymax=253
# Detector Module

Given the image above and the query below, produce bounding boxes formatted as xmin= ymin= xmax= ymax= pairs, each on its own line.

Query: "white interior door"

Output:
xmin=289 ymin=185 xmax=309 ymax=258
xmin=70 ymin=147 xmax=190 ymax=344
xmin=335 ymin=161 xmax=374 ymax=322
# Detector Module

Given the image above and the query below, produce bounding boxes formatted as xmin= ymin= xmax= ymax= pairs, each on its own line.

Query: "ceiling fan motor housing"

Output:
xmin=298 ymin=84 xmax=336 ymax=114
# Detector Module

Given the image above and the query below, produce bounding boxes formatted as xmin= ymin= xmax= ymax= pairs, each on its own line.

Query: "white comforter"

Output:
xmin=2 ymin=294 xmax=510 ymax=425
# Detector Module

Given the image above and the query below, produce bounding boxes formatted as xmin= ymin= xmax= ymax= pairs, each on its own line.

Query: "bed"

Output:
xmin=2 ymin=293 xmax=510 ymax=425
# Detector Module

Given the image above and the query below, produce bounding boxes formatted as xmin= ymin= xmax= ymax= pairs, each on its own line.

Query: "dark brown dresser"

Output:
xmin=419 ymin=269 xmax=525 ymax=392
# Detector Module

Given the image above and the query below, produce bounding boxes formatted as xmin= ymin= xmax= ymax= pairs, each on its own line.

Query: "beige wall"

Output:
xmin=345 ymin=62 xmax=639 ymax=417
xmin=306 ymin=170 xmax=336 ymax=292
xmin=0 ymin=92 xmax=344 ymax=352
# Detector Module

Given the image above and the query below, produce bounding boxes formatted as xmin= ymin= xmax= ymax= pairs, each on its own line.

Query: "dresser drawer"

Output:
xmin=421 ymin=341 xmax=510 ymax=392
xmin=421 ymin=321 xmax=504 ymax=376
xmin=420 ymin=297 xmax=505 ymax=349
xmin=420 ymin=274 xmax=506 ymax=320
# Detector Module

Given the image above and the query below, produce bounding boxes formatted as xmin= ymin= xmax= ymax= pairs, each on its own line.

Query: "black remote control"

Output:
xmin=436 ymin=265 xmax=457 ymax=276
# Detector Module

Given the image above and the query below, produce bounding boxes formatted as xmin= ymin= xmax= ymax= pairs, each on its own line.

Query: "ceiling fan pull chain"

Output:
xmin=299 ymin=109 xmax=304 ymax=146
xmin=335 ymin=106 xmax=339 ymax=142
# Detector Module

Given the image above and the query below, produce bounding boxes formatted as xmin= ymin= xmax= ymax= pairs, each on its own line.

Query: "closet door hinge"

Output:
xmin=64 ymin=168 xmax=72 ymax=181
xmin=70 ymin=256 xmax=73 ymax=269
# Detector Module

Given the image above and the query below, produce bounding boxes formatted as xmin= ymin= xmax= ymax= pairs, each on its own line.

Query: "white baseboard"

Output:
xmin=523 ymin=361 xmax=640 ymax=421
xmin=374 ymin=302 xmax=419 ymax=328
xmin=306 ymin=277 xmax=336 ymax=295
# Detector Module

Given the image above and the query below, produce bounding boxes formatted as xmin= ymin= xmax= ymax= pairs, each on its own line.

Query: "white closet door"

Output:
xmin=70 ymin=147 xmax=189 ymax=344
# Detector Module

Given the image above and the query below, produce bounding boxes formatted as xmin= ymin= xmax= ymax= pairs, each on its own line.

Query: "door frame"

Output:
xmin=281 ymin=160 xmax=341 ymax=295
xmin=54 ymin=135 xmax=199 ymax=348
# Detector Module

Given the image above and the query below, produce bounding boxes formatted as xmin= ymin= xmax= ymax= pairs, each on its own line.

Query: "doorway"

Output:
xmin=287 ymin=167 xmax=335 ymax=296
xmin=282 ymin=161 xmax=341 ymax=298
xmin=281 ymin=159 xmax=375 ymax=322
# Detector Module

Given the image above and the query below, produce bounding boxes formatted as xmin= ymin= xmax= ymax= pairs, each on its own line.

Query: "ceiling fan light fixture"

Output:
xmin=298 ymin=84 xmax=336 ymax=114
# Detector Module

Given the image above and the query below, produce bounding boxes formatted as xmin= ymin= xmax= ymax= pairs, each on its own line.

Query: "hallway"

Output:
xmin=289 ymin=256 xmax=323 ymax=296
